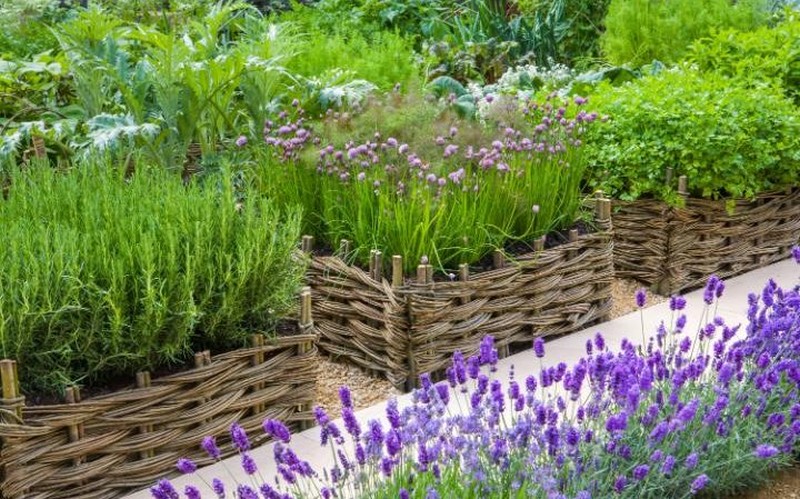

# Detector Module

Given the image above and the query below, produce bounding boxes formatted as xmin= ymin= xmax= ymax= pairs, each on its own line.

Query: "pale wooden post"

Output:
xmin=301 ymin=235 xmax=315 ymax=253
xmin=298 ymin=288 xmax=313 ymax=430
xmin=492 ymin=249 xmax=505 ymax=269
xmin=251 ymin=334 xmax=266 ymax=415
xmin=392 ymin=256 xmax=403 ymax=287
xmin=0 ymin=360 xmax=22 ymax=421
xmin=64 ymin=386 xmax=85 ymax=466
xmin=134 ymin=373 xmax=154 ymax=459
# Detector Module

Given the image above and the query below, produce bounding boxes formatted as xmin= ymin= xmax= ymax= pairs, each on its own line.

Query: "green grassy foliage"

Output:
xmin=601 ymin=0 xmax=770 ymax=66
xmin=0 ymin=160 xmax=304 ymax=394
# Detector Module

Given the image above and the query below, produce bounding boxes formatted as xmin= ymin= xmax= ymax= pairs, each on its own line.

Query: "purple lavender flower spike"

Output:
xmin=241 ymin=452 xmax=258 ymax=475
xmin=176 ymin=457 xmax=196 ymax=474
xmin=704 ymin=275 xmax=720 ymax=305
xmin=754 ymin=444 xmax=779 ymax=459
xmin=201 ymin=436 xmax=221 ymax=460
xmin=534 ymin=337 xmax=545 ymax=358
xmin=635 ymin=288 xmax=647 ymax=308
xmin=263 ymin=419 xmax=292 ymax=443
xmin=339 ymin=386 xmax=353 ymax=409
xmin=685 ymin=452 xmax=699 ymax=469
xmin=212 ymin=478 xmax=225 ymax=498
xmin=230 ymin=423 xmax=250 ymax=451
xmin=237 ymin=484 xmax=259 ymax=499
xmin=184 ymin=485 xmax=201 ymax=499
xmin=691 ymin=474 xmax=710 ymax=494
xmin=792 ymin=245 xmax=800 ymax=263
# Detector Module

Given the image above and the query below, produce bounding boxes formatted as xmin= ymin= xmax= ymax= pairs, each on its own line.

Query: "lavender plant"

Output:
xmin=154 ymin=249 xmax=800 ymax=498
xmin=253 ymin=93 xmax=598 ymax=272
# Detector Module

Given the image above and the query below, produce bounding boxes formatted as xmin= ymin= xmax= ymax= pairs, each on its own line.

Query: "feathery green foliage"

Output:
xmin=0 ymin=160 xmax=304 ymax=394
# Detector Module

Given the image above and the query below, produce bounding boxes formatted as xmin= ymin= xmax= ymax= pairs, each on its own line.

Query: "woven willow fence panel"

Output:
xmin=308 ymin=199 xmax=615 ymax=390
xmin=0 ymin=327 xmax=317 ymax=499
xmin=407 ymin=218 xmax=614 ymax=382
xmin=613 ymin=188 xmax=800 ymax=294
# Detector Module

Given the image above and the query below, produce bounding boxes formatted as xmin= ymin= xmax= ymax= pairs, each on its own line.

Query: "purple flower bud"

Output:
xmin=661 ymin=455 xmax=676 ymax=475
xmin=237 ymin=484 xmax=259 ymax=499
xmin=754 ymin=444 xmax=779 ymax=459
xmin=691 ymin=474 xmax=709 ymax=494
xmin=635 ymin=288 xmax=647 ymax=308
xmin=176 ymin=457 xmax=196 ymax=474
xmin=151 ymin=480 xmax=179 ymax=499
xmin=704 ymin=275 xmax=720 ymax=305
xmin=263 ymin=419 xmax=292 ymax=443
xmin=614 ymin=475 xmax=627 ymax=493
xmin=184 ymin=485 xmax=201 ymax=499
xmin=212 ymin=478 xmax=225 ymax=498
xmin=235 ymin=135 xmax=248 ymax=147
xmin=241 ymin=452 xmax=257 ymax=475
xmin=202 ymin=436 xmax=221 ymax=460
xmin=230 ymin=423 xmax=250 ymax=451
xmin=534 ymin=338 xmax=545 ymax=358
xmin=633 ymin=464 xmax=650 ymax=481
xmin=339 ymin=386 xmax=353 ymax=409
xmin=792 ymin=246 xmax=800 ymax=263
xmin=685 ymin=452 xmax=699 ymax=469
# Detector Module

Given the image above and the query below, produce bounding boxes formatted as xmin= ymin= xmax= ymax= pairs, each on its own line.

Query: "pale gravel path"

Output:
xmin=313 ymin=278 xmax=666 ymax=415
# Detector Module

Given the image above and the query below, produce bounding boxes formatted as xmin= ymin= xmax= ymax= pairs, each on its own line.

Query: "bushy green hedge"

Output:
xmin=688 ymin=16 xmax=800 ymax=103
xmin=582 ymin=68 xmax=800 ymax=202
xmin=601 ymin=0 xmax=770 ymax=66
xmin=0 ymin=161 xmax=304 ymax=394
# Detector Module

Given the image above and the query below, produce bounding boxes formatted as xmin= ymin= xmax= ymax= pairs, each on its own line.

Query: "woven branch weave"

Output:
xmin=613 ymin=188 xmax=800 ymax=293
xmin=308 ymin=220 xmax=614 ymax=389
xmin=0 ymin=333 xmax=318 ymax=499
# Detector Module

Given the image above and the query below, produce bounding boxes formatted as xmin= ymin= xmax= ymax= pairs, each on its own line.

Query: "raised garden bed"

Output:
xmin=307 ymin=197 xmax=615 ymax=390
xmin=0 ymin=292 xmax=318 ymax=499
xmin=613 ymin=184 xmax=800 ymax=294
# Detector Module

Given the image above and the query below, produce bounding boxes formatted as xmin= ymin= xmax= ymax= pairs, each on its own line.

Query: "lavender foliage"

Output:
xmin=159 ymin=256 xmax=800 ymax=498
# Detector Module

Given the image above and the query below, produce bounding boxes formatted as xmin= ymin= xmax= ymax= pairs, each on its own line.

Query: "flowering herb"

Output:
xmin=254 ymin=92 xmax=598 ymax=272
xmin=159 ymin=259 xmax=800 ymax=498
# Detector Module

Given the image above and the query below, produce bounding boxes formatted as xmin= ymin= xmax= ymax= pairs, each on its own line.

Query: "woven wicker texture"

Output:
xmin=308 ymin=257 xmax=410 ymax=389
xmin=0 ymin=333 xmax=318 ymax=499
xmin=308 ymin=216 xmax=614 ymax=390
xmin=407 ymin=220 xmax=614 ymax=381
xmin=613 ymin=189 xmax=800 ymax=293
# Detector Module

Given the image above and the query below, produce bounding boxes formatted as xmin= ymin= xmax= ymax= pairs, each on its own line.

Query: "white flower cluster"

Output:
xmin=468 ymin=62 xmax=576 ymax=123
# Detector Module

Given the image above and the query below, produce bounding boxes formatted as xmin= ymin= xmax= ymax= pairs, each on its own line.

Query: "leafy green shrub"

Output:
xmin=518 ymin=0 xmax=611 ymax=69
xmin=284 ymin=28 xmax=421 ymax=92
xmin=601 ymin=0 xmax=770 ymax=66
xmin=0 ymin=161 xmax=304 ymax=394
xmin=688 ymin=15 xmax=800 ymax=103
xmin=582 ymin=68 xmax=800 ymax=202
xmin=0 ymin=0 xmax=64 ymax=58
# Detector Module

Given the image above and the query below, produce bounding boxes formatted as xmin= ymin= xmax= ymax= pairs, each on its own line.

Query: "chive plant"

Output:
xmin=254 ymin=93 xmax=598 ymax=272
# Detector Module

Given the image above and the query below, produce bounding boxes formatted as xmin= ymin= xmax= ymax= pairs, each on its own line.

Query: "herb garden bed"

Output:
xmin=612 ymin=185 xmax=800 ymax=294
xmin=0 ymin=292 xmax=317 ymax=499
xmin=307 ymin=197 xmax=614 ymax=391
